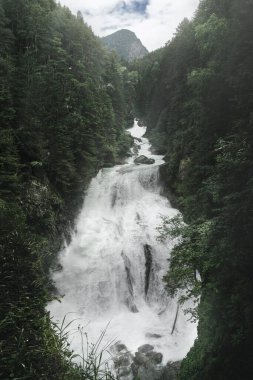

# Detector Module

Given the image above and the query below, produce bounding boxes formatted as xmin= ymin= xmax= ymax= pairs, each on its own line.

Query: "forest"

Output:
xmin=1 ymin=0 xmax=253 ymax=379
xmin=0 ymin=0 xmax=135 ymax=378
xmin=135 ymin=0 xmax=253 ymax=379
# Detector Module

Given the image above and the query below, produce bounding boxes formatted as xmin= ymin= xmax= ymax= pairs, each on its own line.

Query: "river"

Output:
xmin=48 ymin=119 xmax=197 ymax=374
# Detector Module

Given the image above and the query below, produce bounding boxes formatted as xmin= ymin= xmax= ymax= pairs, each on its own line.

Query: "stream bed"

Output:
xmin=48 ymin=120 xmax=197 ymax=378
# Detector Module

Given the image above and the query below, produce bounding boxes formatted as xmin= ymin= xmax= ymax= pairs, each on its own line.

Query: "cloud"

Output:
xmin=109 ymin=1 xmax=149 ymax=15
xmin=58 ymin=0 xmax=200 ymax=51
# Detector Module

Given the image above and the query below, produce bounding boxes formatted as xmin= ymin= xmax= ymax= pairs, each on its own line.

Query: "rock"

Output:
xmin=116 ymin=343 xmax=128 ymax=352
xmin=145 ymin=333 xmax=162 ymax=339
xmin=110 ymin=342 xmax=128 ymax=354
xmin=159 ymin=164 xmax=179 ymax=209
xmin=136 ymin=365 xmax=162 ymax=380
xmin=54 ymin=263 xmax=63 ymax=272
xmin=137 ymin=119 xmax=145 ymax=127
xmin=159 ymin=361 xmax=181 ymax=380
xmin=133 ymin=143 xmax=140 ymax=155
xmin=132 ymin=346 xmax=167 ymax=380
xmin=138 ymin=344 xmax=154 ymax=354
xmin=134 ymin=352 xmax=149 ymax=366
xmin=114 ymin=354 xmax=131 ymax=368
xmin=127 ymin=302 xmax=139 ymax=313
xmin=134 ymin=155 xmax=155 ymax=165
xmin=110 ymin=342 xmax=134 ymax=379
xmin=118 ymin=366 xmax=132 ymax=377
xmin=146 ymin=351 xmax=163 ymax=365
xmin=144 ymin=244 xmax=152 ymax=297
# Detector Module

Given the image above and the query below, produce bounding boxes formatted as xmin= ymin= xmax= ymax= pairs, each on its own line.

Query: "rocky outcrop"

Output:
xmin=101 ymin=29 xmax=148 ymax=62
xmin=111 ymin=341 xmax=181 ymax=380
xmin=111 ymin=342 xmax=133 ymax=380
xmin=144 ymin=245 xmax=152 ymax=297
xmin=134 ymin=155 xmax=155 ymax=165
xmin=121 ymin=252 xmax=139 ymax=313
xmin=158 ymin=361 xmax=181 ymax=380
xmin=132 ymin=355 xmax=181 ymax=380
xmin=159 ymin=163 xmax=178 ymax=209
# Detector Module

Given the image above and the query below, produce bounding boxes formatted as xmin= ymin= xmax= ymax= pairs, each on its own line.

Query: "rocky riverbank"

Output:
xmin=111 ymin=341 xmax=181 ymax=380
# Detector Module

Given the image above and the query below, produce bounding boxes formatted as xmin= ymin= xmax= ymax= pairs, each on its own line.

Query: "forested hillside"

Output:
xmin=135 ymin=0 xmax=253 ymax=379
xmin=0 ymin=0 xmax=136 ymax=378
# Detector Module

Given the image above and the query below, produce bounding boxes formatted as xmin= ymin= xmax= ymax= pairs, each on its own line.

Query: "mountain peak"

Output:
xmin=101 ymin=29 xmax=148 ymax=62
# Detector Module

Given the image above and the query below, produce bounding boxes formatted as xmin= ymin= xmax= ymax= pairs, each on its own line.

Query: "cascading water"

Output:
xmin=48 ymin=120 xmax=197 ymax=372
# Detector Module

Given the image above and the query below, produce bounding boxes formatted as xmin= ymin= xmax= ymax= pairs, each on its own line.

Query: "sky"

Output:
xmin=58 ymin=0 xmax=200 ymax=51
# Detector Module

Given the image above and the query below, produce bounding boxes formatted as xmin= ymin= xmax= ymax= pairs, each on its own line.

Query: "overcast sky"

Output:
xmin=58 ymin=0 xmax=200 ymax=51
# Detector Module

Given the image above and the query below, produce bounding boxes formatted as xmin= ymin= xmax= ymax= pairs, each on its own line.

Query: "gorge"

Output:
xmin=48 ymin=120 xmax=197 ymax=378
xmin=1 ymin=0 xmax=253 ymax=379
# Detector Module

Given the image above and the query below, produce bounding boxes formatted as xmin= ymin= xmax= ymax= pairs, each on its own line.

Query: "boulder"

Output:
xmin=134 ymin=352 xmax=149 ymax=366
xmin=110 ymin=342 xmax=128 ymax=355
xmin=110 ymin=342 xmax=134 ymax=379
xmin=137 ymin=119 xmax=145 ymax=127
xmin=159 ymin=361 xmax=181 ymax=380
xmin=134 ymin=155 xmax=155 ymax=165
xmin=118 ymin=366 xmax=132 ymax=377
xmin=114 ymin=354 xmax=131 ymax=368
xmin=146 ymin=351 xmax=163 ymax=365
xmin=138 ymin=344 xmax=154 ymax=354
xmin=132 ymin=359 xmax=181 ymax=380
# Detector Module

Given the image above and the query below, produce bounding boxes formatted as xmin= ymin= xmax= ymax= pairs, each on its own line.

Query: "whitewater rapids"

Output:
xmin=48 ymin=120 xmax=197 ymax=366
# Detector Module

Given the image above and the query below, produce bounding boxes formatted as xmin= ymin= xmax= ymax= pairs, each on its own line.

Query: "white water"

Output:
xmin=48 ymin=120 xmax=197 ymax=367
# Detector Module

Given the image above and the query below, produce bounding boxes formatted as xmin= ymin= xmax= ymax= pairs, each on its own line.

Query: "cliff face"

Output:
xmin=101 ymin=29 xmax=148 ymax=61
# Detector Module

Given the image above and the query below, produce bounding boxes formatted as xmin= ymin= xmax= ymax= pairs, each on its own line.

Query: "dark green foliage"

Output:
xmin=0 ymin=0 xmax=133 ymax=378
xmin=136 ymin=0 xmax=253 ymax=378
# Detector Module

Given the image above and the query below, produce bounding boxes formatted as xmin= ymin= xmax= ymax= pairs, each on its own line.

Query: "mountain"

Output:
xmin=101 ymin=29 xmax=148 ymax=62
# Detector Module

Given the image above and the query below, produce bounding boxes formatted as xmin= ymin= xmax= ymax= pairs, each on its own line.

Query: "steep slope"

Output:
xmin=135 ymin=1 xmax=253 ymax=379
xmin=101 ymin=29 xmax=148 ymax=61
xmin=0 ymin=1 xmax=134 ymax=379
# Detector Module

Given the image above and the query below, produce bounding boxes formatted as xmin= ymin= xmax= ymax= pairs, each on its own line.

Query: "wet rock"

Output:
xmin=133 ymin=143 xmax=141 ymax=155
xmin=110 ymin=342 xmax=128 ymax=355
xmin=144 ymin=245 xmax=152 ymax=297
xmin=159 ymin=361 xmax=181 ymax=380
xmin=116 ymin=343 xmax=128 ymax=352
xmin=54 ymin=263 xmax=63 ymax=272
xmin=138 ymin=344 xmax=154 ymax=354
xmin=126 ymin=297 xmax=139 ymax=313
xmin=146 ymin=351 xmax=163 ymax=364
xmin=159 ymin=164 xmax=178 ymax=209
xmin=145 ymin=333 xmax=162 ymax=339
xmin=110 ymin=342 xmax=133 ymax=379
xmin=134 ymin=155 xmax=155 ymax=165
xmin=118 ymin=366 xmax=132 ymax=377
xmin=137 ymin=119 xmax=145 ymax=127
xmin=111 ymin=343 xmax=180 ymax=380
xmin=134 ymin=352 xmax=149 ymax=366
xmin=135 ymin=365 xmax=162 ymax=380
xmin=132 ymin=359 xmax=181 ymax=380
xmin=114 ymin=354 xmax=131 ymax=368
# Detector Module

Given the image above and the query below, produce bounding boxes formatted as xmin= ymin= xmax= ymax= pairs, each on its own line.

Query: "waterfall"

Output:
xmin=48 ymin=120 xmax=197 ymax=366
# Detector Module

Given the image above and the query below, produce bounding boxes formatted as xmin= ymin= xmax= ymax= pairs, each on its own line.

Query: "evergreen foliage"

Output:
xmin=0 ymin=0 xmax=133 ymax=378
xmin=2 ymin=0 xmax=253 ymax=378
xmin=136 ymin=0 xmax=253 ymax=378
